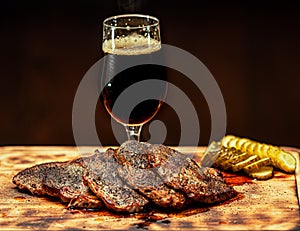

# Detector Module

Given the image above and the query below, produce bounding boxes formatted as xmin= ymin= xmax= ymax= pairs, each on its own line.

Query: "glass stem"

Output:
xmin=125 ymin=125 xmax=142 ymax=141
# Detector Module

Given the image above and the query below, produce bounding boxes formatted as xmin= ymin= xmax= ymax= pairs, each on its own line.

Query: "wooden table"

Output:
xmin=0 ymin=146 xmax=299 ymax=230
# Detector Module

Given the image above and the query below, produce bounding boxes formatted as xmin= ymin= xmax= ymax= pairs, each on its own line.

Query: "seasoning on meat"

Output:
xmin=12 ymin=141 xmax=238 ymax=213
xmin=43 ymin=161 xmax=102 ymax=209
xmin=82 ymin=151 xmax=149 ymax=213
xmin=118 ymin=141 xmax=237 ymax=204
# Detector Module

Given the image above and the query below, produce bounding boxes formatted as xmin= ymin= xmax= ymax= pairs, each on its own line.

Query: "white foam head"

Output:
xmin=103 ymin=34 xmax=161 ymax=55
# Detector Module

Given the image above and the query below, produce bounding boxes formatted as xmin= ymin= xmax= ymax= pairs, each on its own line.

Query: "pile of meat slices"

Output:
xmin=12 ymin=141 xmax=237 ymax=213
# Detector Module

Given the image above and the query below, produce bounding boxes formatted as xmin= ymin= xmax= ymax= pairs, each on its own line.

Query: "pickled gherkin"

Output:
xmin=203 ymin=134 xmax=296 ymax=180
xmin=221 ymin=135 xmax=296 ymax=173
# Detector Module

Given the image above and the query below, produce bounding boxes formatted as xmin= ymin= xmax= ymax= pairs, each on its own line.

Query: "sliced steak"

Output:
xmin=116 ymin=164 xmax=186 ymax=209
xmin=13 ymin=142 xmax=237 ymax=213
xmin=82 ymin=151 xmax=149 ymax=213
xmin=118 ymin=141 xmax=237 ymax=204
xmin=12 ymin=160 xmax=102 ymax=209
xmin=12 ymin=162 xmax=60 ymax=196
xmin=42 ymin=161 xmax=102 ymax=209
xmin=115 ymin=141 xmax=151 ymax=168
xmin=149 ymin=144 xmax=225 ymax=182
xmin=150 ymin=144 xmax=237 ymax=203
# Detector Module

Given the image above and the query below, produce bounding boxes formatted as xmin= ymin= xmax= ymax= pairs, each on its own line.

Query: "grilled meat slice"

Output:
xmin=42 ymin=161 xmax=102 ymax=209
xmin=12 ymin=162 xmax=62 ymax=196
xmin=118 ymin=141 xmax=237 ymax=204
xmin=116 ymin=164 xmax=186 ymax=209
xmin=149 ymin=144 xmax=226 ymax=182
xmin=115 ymin=141 xmax=151 ymax=169
xmin=162 ymin=157 xmax=236 ymax=203
xmin=69 ymin=148 xmax=116 ymax=168
xmin=82 ymin=152 xmax=149 ymax=213
xmin=150 ymin=144 xmax=237 ymax=203
xmin=13 ymin=159 xmax=102 ymax=209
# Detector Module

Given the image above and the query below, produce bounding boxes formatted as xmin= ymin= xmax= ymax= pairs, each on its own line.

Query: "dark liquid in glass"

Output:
xmin=101 ymin=49 xmax=167 ymax=125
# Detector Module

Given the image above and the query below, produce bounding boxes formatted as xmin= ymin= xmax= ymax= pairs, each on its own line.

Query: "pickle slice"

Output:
xmin=221 ymin=135 xmax=236 ymax=148
xmin=243 ymin=157 xmax=271 ymax=174
xmin=253 ymin=143 xmax=262 ymax=156
xmin=240 ymin=141 xmax=252 ymax=153
xmin=218 ymin=152 xmax=246 ymax=170
xmin=259 ymin=144 xmax=270 ymax=159
xmin=219 ymin=153 xmax=250 ymax=170
xmin=266 ymin=145 xmax=280 ymax=166
xmin=275 ymin=150 xmax=296 ymax=173
xmin=214 ymin=154 xmax=227 ymax=167
xmin=228 ymin=137 xmax=238 ymax=148
xmin=231 ymin=155 xmax=259 ymax=172
xmin=248 ymin=166 xmax=274 ymax=180
xmin=246 ymin=142 xmax=257 ymax=155
xmin=214 ymin=147 xmax=236 ymax=167
xmin=236 ymin=138 xmax=250 ymax=150
xmin=231 ymin=152 xmax=249 ymax=163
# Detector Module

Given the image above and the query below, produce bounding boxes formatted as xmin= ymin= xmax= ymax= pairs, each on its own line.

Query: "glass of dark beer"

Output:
xmin=101 ymin=14 xmax=167 ymax=141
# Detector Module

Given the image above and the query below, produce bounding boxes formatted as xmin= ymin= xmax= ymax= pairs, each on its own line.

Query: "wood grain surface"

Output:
xmin=0 ymin=146 xmax=299 ymax=230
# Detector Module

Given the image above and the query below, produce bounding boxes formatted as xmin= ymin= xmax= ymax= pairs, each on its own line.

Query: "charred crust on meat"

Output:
xmin=12 ymin=141 xmax=238 ymax=213
xmin=82 ymin=154 xmax=149 ymax=213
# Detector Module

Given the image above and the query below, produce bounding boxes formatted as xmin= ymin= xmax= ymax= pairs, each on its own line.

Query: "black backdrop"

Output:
xmin=1 ymin=0 xmax=300 ymax=147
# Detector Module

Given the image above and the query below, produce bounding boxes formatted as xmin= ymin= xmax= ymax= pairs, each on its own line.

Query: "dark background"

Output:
xmin=1 ymin=0 xmax=300 ymax=147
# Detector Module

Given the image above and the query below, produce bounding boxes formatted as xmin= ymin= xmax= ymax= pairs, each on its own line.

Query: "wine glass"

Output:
xmin=100 ymin=14 xmax=167 ymax=141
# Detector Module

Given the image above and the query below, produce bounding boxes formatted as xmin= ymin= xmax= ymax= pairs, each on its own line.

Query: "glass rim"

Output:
xmin=103 ymin=14 xmax=160 ymax=30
